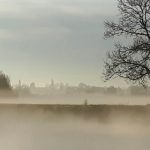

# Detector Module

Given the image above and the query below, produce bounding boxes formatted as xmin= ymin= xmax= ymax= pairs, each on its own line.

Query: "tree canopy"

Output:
xmin=104 ymin=0 xmax=150 ymax=86
xmin=0 ymin=72 xmax=12 ymax=90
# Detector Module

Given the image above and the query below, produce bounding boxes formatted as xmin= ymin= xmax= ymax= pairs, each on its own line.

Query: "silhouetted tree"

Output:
xmin=0 ymin=72 xmax=12 ymax=90
xmin=104 ymin=0 xmax=150 ymax=86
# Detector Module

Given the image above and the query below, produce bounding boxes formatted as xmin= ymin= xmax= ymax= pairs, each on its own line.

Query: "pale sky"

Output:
xmin=0 ymin=0 xmax=124 ymax=87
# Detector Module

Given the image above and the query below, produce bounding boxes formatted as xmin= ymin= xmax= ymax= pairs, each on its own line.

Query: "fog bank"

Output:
xmin=0 ymin=104 xmax=149 ymax=150
xmin=0 ymin=94 xmax=150 ymax=105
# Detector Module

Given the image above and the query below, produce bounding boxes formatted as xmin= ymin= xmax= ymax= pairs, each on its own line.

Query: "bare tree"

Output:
xmin=104 ymin=0 xmax=150 ymax=86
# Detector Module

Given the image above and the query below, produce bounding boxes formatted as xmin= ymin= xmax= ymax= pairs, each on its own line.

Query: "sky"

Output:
xmin=0 ymin=0 xmax=125 ymax=87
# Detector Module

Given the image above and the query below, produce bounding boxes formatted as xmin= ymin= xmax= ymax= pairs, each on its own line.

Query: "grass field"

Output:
xmin=0 ymin=103 xmax=149 ymax=150
xmin=0 ymin=103 xmax=149 ymax=124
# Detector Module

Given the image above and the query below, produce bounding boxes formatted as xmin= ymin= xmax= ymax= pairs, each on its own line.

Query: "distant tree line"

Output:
xmin=13 ymin=80 xmax=150 ymax=97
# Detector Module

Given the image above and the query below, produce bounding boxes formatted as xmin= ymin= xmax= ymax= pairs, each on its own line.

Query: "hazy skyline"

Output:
xmin=0 ymin=0 xmax=125 ymax=87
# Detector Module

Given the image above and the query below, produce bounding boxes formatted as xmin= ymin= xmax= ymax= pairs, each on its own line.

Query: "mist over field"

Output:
xmin=1 ymin=92 xmax=150 ymax=105
xmin=0 ymin=79 xmax=149 ymax=150
xmin=0 ymin=74 xmax=150 ymax=150
xmin=0 ymin=104 xmax=149 ymax=150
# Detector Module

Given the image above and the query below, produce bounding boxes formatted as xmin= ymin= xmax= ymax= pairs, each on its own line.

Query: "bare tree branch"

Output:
xmin=103 ymin=0 xmax=150 ymax=86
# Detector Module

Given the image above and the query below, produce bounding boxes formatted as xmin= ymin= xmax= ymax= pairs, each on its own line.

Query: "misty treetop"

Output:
xmin=104 ymin=0 xmax=150 ymax=86
xmin=0 ymin=71 xmax=12 ymax=90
